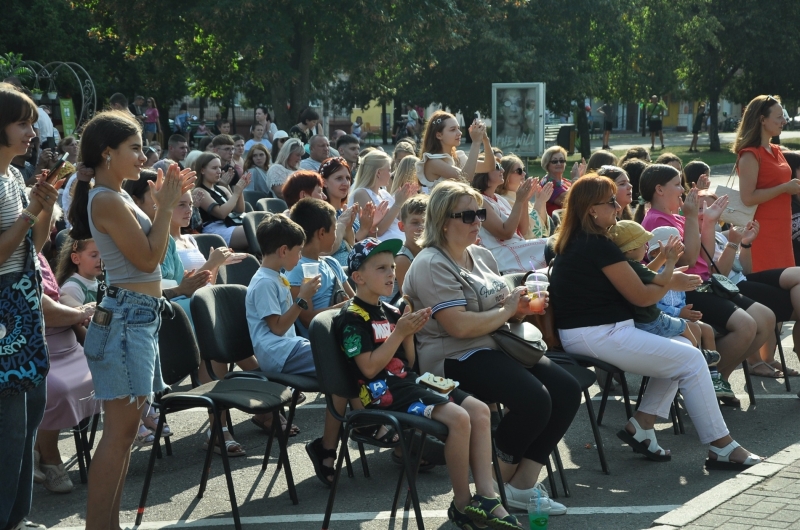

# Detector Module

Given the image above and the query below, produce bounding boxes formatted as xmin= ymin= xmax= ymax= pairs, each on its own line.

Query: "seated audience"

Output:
xmin=540 ymin=146 xmax=571 ymax=216
xmin=243 ymin=143 xmax=272 ymax=194
xmin=191 ymin=153 xmax=251 ymax=250
xmin=552 ymin=174 xmax=763 ymax=469
xmin=472 ymin=160 xmax=548 ymax=273
xmin=498 ymin=154 xmax=551 ymax=238
xmin=266 ymin=138 xmax=303 ymax=200
xmin=335 ymin=237 xmax=521 ymax=529
xmin=404 ymin=180 xmax=580 ymax=515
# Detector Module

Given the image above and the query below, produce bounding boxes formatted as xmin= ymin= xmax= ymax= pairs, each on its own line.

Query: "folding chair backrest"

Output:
xmin=242 ymin=211 xmax=270 ymax=256
xmin=257 ymin=197 xmax=288 ymax=214
xmin=309 ymin=309 xmax=360 ymax=399
xmin=218 ymin=254 xmax=261 ymax=286
xmin=191 ymin=284 xmax=255 ymax=365
xmin=157 ymin=302 xmax=201 ymax=386
xmin=54 ymin=228 xmax=69 ymax=256
xmin=193 ymin=233 xmax=227 ymax=260
xmin=244 ymin=190 xmax=272 ymax=208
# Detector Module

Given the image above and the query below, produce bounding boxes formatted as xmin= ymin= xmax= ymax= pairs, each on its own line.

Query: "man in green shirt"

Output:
xmin=646 ymin=95 xmax=668 ymax=150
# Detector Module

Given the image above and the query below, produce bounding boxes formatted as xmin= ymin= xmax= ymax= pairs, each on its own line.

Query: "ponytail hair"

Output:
xmin=55 ymin=237 xmax=94 ymax=286
xmin=633 ymin=163 xmax=680 ymax=223
xmin=68 ymin=111 xmax=141 ymax=239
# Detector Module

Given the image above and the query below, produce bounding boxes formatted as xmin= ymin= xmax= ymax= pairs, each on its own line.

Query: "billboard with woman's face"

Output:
xmin=492 ymin=83 xmax=545 ymax=157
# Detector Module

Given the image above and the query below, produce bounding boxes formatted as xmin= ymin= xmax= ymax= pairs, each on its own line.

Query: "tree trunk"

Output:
xmin=271 ymin=84 xmax=291 ymax=131
xmin=381 ymin=101 xmax=388 ymax=144
xmin=289 ymin=24 xmax=314 ymax=124
xmin=199 ymin=97 xmax=206 ymax=121
xmin=709 ymin=91 xmax=721 ymax=151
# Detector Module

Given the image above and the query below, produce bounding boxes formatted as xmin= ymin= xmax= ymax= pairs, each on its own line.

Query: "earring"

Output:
xmin=106 ymin=154 xmax=111 ymax=169
xmin=593 ymin=214 xmax=597 ymax=219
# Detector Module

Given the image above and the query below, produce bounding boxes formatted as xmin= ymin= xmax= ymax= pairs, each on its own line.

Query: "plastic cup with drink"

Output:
xmin=301 ymin=262 xmax=320 ymax=284
xmin=525 ymin=272 xmax=549 ymax=315
xmin=528 ymin=489 xmax=550 ymax=529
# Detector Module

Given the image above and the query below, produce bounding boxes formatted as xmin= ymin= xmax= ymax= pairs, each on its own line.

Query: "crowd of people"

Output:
xmin=2 ymin=80 xmax=798 ymax=530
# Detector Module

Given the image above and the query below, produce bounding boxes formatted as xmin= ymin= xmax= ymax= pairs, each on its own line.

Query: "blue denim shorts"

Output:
xmin=635 ymin=312 xmax=687 ymax=338
xmin=83 ymin=288 xmax=169 ymax=401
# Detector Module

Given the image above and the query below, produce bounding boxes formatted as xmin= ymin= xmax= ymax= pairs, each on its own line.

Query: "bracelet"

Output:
xmin=18 ymin=210 xmax=37 ymax=227
xmin=725 ymin=242 xmax=739 ymax=251
xmin=740 ymin=242 xmax=752 ymax=249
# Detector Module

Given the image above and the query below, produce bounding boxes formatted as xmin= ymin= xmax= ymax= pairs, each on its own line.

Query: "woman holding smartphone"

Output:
xmin=0 ymin=82 xmax=58 ymax=530
xmin=68 ymin=110 xmax=195 ymax=529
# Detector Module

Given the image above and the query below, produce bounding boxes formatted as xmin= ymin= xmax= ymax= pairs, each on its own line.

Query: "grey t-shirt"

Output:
xmin=402 ymin=245 xmax=509 ymax=375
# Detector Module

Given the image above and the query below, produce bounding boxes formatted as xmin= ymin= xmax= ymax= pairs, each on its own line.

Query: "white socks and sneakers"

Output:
xmin=493 ymin=479 xmax=567 ymax=515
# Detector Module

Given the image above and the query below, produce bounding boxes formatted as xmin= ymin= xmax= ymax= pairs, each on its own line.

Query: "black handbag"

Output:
xmin=492 ymin=322 xmax=547 ymax=368
xmin=0 ymin=178 xmax=49 ymax=397
xmin=701 ymin=243 xmax=740 ymax=299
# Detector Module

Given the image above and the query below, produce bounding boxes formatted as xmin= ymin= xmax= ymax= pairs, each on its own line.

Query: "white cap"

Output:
xmin=273 ymin=130 xmax=289 ymax=140
xmin=647 ymin=226 xmax=681 ymax=256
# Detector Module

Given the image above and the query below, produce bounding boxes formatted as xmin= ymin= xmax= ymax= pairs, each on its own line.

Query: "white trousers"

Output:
xmin=559 ymin=320 xmax=729 ymax=444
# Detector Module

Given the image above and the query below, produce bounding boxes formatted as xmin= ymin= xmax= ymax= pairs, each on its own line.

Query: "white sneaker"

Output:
xmin=40 ymin=463 xmax=73 ymax=493
xmin=33 ymin=450 xmax=45 ymax=484
xmin=12 ymin=519 xmax=47 ymax=529
xmin=494 ymin=480 xmax=567 ymax=515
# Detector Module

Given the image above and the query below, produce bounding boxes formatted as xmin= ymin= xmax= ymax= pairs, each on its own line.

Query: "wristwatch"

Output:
xmin=294 ymin=297 xmax=308 ymax=310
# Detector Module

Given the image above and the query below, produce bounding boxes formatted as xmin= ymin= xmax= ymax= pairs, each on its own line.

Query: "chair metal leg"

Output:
xmin=357 ymin=441 xmax=369 ymax=478
xmin=674 ymin=394 xmax=685 ymax=434
xmin=198 ymin=410 xmax=219 ymax=497
xmin=553 ymin=446 xmax=570 ymax=498
xmin=637 ymin=376 xmax=650 ymax=410
xmin=72 ymin=424 xmax=88 ymax=484
xmin=776 ymin=323 xmax=791 ymax=392
xmin=397 ymin=430 xmax=426 ymax=530
xmin=742 ymin=360 xmax=756 ymax=405
xmin=272 ymin=409 xmax=298 ymax=505
xmin=619 ymin=373 xmax=633 ymax=419
xmin=491 ymin=434 xmax=509 ymax=510
xmin=262 ymin=410 xmax=278 ymax=472
xmin=596 ymin=368 xmax=615 ymax=426
xmin=322 ymin=429 xmax=352 ymax=530
xmin=88 ymin=413 xmax=99 ymax=449
xmin=136 ymin=408 xmax=169 ymax=526
xmin=163 ymin=411 xmax=173 ymax=457
xmin=584 ymin=389 xmax=610 ymax=474
xmin=545 ymin=459 xmax=558 ymax=500
xmin=215 ymin=410 xmax=242 ymax=530
xmin=225 ymin=409 xmax=235 ymax=437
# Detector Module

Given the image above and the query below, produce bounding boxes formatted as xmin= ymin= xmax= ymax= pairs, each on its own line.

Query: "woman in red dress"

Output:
xmin=735 ymin=95 xmax=800 ymax=272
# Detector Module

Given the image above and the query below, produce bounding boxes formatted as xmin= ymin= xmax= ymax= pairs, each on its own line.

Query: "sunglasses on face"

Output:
xmin=449 ymin=209 xmax=487 ymax=223
xmin=595 ymin=196 xmax=619 ymax=207
xmin=144 ymin=147 xmax=157 ymax=157
xmin=549 ymin=159 xmax=566 ymax=165
xmin=494 ymin=163 xmax=503 ymax=171
xmin=512 ymin=167 xmax=527 ymax=175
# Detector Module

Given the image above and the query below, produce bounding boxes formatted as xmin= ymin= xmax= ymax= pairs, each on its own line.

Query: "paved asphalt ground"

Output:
xmin=30 ymin=327 xmax=800 ymax=530
xmin=28 ymin=149 xmax=800 ymax=529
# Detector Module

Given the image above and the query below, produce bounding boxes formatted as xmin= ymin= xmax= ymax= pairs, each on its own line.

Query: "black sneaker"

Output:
xmin=702 ymin=349 xmax=721 ymax=367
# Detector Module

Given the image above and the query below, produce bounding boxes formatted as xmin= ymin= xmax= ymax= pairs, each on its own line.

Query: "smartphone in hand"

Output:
xmin=45 ymin=152 xmax=70 ymax=184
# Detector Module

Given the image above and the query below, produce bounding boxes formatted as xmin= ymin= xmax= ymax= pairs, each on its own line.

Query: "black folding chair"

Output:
xmin=137 ymin=303 xmax=296 ymax=530
xmin=547 ymin=353 xmax=610 ymax=474
xmin=194 ymin=233 xmax=228 ymax=259
xmin=775 ymin=322 xmax=791 ymax=392
xmin=217 ymin=254 xmax=261 ymax=286
xmin=309 ymin=309 xmax=448 ymax=530
xmin=242 ymin=211 xmax=270 ymax=257
xmin=257 ymin=197 xmax=289 ymax=214
xmin=244 ymin=190 xmax=272 ymax=208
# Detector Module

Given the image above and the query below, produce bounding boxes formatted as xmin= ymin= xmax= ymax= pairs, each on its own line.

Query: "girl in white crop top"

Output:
xmin=66 ymin=111 xmax=197 ymax=528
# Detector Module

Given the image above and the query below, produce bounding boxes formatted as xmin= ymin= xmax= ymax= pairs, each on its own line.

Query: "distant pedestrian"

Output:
xmin=597 ymin=102 xmax=616 ymax=150
xmin=646 ymin=95 xmax=667 ymax=150
xmin=689 ymin=104 xmax=707 ymax=152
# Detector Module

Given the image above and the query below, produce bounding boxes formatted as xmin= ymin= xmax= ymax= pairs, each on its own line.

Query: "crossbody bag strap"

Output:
xmin=700 ymin=242 xmax=723 ymax=275
xmin=433 ymin=246 xmax=485 ymax=312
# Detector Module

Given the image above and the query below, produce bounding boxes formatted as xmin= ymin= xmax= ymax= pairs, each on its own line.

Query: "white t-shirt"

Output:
xmin=36 ymin=108 xmax=60 ymax=142
xmin=0 ymin=167 xmax=28 ymax=275
xmin=478 ymin=193 xmax=548 ymax=273
xmin=59 ymin=273 xmax=99 ymax=307
xmin=264 ymin=164 xmax=295 ymax=193
xmin=244 ymin=138 xmax=272 ymax=153
xmin=298 ymin=158 xmax=322 ymax=172
xmin=349 ymin=188 xmax=405 ymax=243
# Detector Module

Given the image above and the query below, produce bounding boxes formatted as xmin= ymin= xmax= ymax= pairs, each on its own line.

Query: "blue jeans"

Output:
xmin=0 ymin=383 xmax=46 ymax=530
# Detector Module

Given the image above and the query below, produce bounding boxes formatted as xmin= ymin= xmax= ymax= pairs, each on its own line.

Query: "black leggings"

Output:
xmin=444 ymin=350 xmax=581 ymax=465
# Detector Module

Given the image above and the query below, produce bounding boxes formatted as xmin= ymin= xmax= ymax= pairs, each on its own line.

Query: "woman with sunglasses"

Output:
xmin=540 ymin=146 xmax=570 ymax=216
xmin=403 ymin=180 xmax=580 ymax=517
xmin=552 ymin=175 xmax=763 ymax=471
xmin=498 ymin=154 xmax=552 ymax=238
xmin=733 ymin=95 xmax=800 ymax=273
xmin=143 ymin=146 xmax=159 ymax=168
xmin=472 ymin=159 xmax=549 ymax=273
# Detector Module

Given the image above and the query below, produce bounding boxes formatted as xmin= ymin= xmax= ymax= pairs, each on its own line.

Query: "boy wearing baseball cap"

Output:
xmin=609 ymin=221 xmax=719 ymax=366
xmin=333 ymin=238 xmax=520 ymax=529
